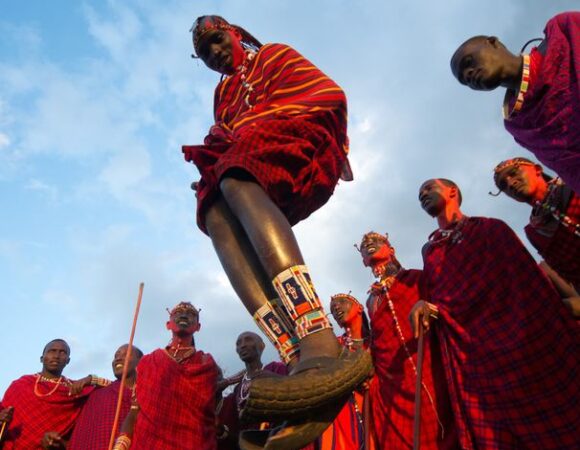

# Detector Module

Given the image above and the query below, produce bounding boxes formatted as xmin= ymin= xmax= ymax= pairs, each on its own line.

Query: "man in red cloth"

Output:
xmin=0 ymin=339 xmax=100 ymax=449
xmin=183 ymin=16 xmax=371 ymax=446
xmin=413 ymin=178 xmax=580 ymax=449
xmin=218 ymin=331 xmax=287 ymax=449
xmin=114 ymin=302 xmax=218 ymax=450
xmin=358 ymin=232 xmax=457 ymax=449
xmin=68 ymin=344 xmax=143 ymax=450
xmin=450 ymin=12 xmax=580 ymax=194
xmin=492 ymin=157 xmax=580 ymax=314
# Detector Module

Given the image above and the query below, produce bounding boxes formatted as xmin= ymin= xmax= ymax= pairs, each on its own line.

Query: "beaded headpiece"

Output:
xmin=330 ymin=293 xmax=362 ymax=307
xmin=190 ymin=15 xmax=262 ymax=59
xmin=354 ymin=231 xmax=391 ymax=253
xmin=167 ymin=301 xmax=200 ymax=317
xmin=490 ymin=157 xmax=551 ymax=196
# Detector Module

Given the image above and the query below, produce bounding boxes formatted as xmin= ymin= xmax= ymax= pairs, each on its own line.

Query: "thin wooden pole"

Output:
xmin=413 ymin=322 xmax=425 ymax=450
xmin=0 ymin=420 xmax=7 ymax=442
xmin=107 ymin=282 xmax=144 ymax=450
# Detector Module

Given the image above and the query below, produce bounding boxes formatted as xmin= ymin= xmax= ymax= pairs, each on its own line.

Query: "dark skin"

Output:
xmin=112 ymin=344 xmax=141 ymax=388
xmin=194 ymin=30 xmax=340 ymax=361
xmin=38 ymin=340 xmax=69 ymax=449
xmin=495 ymin=164 xmax=549 ymax=204
xmin=119 ymin=308 xmax=201 ymax=439
xmin=236 ymin=332 xmax=266 ymax=376
xmin=410 ymin=179 xmax=467 ymax=338
xmin=450 ymin=36 xmax=524 ymax=91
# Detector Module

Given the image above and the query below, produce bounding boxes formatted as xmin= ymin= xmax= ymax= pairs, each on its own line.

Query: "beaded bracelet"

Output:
xmin=113 ymin=434 xmax=131 ymax=450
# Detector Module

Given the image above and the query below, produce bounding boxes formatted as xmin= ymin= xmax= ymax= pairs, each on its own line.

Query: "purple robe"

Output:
xmin=504 ymin=12 xmax=580 ymax=193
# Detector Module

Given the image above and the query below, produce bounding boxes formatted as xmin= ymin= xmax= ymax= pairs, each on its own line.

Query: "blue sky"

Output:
xmin=1 ymin=0 xmax=576 ymax=394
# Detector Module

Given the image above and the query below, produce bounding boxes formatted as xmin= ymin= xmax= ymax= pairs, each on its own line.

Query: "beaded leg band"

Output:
xmin=272 ymin=265 xmax=332 ymax=339
xmin=253 ymin=302 xmax=300 ymax=364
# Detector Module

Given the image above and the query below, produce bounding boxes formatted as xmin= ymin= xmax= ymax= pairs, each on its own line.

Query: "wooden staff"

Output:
xmin=107 ymin=282 xmax=144 ymax=450
xmin=413 ymin=321 xmax=425 ymax=450
xmin=0 ymin=420 xmax=7 ymax=442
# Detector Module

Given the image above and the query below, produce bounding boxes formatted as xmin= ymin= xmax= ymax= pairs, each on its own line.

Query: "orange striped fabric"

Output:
xmin=212 ymin=43 xmax=349 ymax=160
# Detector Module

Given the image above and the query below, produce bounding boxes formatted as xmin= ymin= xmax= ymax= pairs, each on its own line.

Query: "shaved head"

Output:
xmin=43 ymin=339 xmax=70 ymax=356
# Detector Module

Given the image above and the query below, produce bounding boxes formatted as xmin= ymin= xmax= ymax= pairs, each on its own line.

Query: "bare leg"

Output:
xmin=219 ymin=177 xmax=340 ymax=360
xmin=205 ymin=196 xmax=277 ymax=315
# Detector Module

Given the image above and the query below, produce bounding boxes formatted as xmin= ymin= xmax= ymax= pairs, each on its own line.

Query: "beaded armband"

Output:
xmin=90 ymin=375 xmax=112 ymax=387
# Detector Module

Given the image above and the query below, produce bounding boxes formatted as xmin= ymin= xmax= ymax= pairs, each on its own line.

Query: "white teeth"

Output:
xmin=115 ymin=363 xmax=123 ymax=369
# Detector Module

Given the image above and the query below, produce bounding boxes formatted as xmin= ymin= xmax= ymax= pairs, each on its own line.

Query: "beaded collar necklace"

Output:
xmin=237 ymin=365 xmax=263 ymax=411
xmin=34 ymin=373 xmax=70 ymax=397
xmin=503 ymin=53 xmax=530 ymax=120
xmin=428 ymin=216 xmax=469 ymax=246
xmin=533 ymin=181 xmax=580 ymax=237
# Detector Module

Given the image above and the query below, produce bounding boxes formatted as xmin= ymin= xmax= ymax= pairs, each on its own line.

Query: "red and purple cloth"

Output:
xmin=131 ymin=348 xmax=218 ymax=450
xmin=369 ymin=270 xmax=457 ymax=450
xmin=423 ymin=217 xmax=580 ymax=449
xmin=68 ymin=380 xmax=131 ymax=450
xmin=1 ymin=375 xmax=92 ymax=449
xmin=183 ymin=43 xmax=350 ymax=233
xmin=504 ymin=12 xmax=580 ymax=194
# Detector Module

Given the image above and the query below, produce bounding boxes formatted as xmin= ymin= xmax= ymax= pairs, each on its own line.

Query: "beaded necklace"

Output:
xmin=235 ymin=50 xmax=257 ymax=108
xmin=378 ymin=277 xmax=445 ymax=437
xmin=503 ymin=53 xmax=530 ymax=120
xmin=533 ymin=183 xmax=580 ymax=237
xmin=237 ymin=366 xmax=263 ymax=411
xmin=428 ymin=216 xmax=468 ymax=246
xmin=34 ymin=374 xmax=69 ymax=397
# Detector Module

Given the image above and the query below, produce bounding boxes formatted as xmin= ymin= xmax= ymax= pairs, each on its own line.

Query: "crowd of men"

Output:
xmin=1 ymin=10 xmax=579 ymax=450
xmin=1 ymin=167 xmax=579 ymax=450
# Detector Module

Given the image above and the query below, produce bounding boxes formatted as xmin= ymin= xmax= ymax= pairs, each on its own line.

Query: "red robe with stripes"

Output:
xmin=183 ymin=43 xmax=350 ymax=233
xmin=368 ymin=270 xmax=457 ymax=450
xmin=423 ymin=217 xmax=580 ymax=449
xmin=1 ymin=375 xmax=92 ymax=449
xmin=131 ymin=349 xmax=218 ymax=450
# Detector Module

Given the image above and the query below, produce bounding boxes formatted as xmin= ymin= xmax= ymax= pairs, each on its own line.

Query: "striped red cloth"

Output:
xmin=423 ymin=217 xmax=580 ymax=449
xmin=525 ymin=187 xmax=580 ymax=290
xmin=68 ymin=380 xmax=131 ymax=450
xmin=369 ymin=269 xmax=457 ymax=450
xmin=131 ymin=349 xmax=218 ymax=450
xmin=1 ymin=374 xmax=92 ymax=449
xmin=183 ymin=43 xmax=350 ymax=233
xmin=504 ymin=12 xmax=580 ymax=194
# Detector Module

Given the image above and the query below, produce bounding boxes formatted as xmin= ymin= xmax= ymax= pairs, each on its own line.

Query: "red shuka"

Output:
xmin=317 ymin=335 xmax=366 ymax=450
xmin=1 ymin=375 xmax=92 ymax=449
xmin=423 ymin=217 xmax=580 ymax=449
xmin=368 ymin=269 xmax=457 ymax=450
xmin=504 ymin=12 xmax=580 ymax=194
xmin=131 ymin=348 xmax=218 ymax=450
xmin=183 ymin=43 xmax=350 ymax=233
xmin=525 ymin=186 xmax=580 ymax=290
xmin=68 ymin=380 xmax=131 ymax=450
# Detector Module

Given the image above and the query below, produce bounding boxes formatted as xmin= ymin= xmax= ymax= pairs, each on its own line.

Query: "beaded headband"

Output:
xmin=354 ymin=231 xmax=391 ymax=253
xmin=190 ymin=15 xmax=236 ymax=58
xmin=490 ymin=157 xmax=553 ymax=196
xmin=330 ymin=293 xmax=362 ymax=307
xmin=167 ymin=301 xmax=200 ymax=317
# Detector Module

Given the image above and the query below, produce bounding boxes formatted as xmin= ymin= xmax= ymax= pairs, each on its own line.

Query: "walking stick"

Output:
xmin=413 ymin=321 xmax=425 ymax=450
xmin=107 ymin=282 xmax=144 ymax=450
xmin=0 ymin=420 xmax=7 ymax=442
